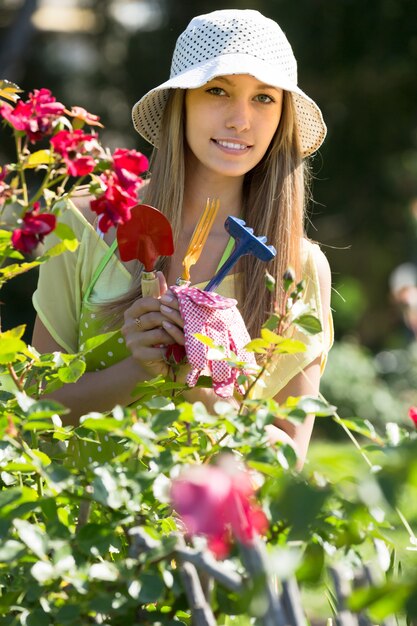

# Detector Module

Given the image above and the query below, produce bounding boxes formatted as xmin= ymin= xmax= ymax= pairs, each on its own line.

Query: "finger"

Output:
xmin=124 ymin=298 xmax=161 ymax=323
xmin=160 ymin=304 xmax=184 ymax=329
xmin=161 ymin=319 xmax=185 ymax=345
xmin=123 ymin=325 xmax=174 ymax=348
xmin=133 ymin=309 xmax=172 ymax=331
xmin=157 ymin=271 xmax=168 ymax=296
xmin=160 ymin=291 xmax=180 ymax=312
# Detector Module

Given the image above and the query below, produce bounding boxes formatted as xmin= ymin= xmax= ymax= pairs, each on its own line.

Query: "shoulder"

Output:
xmin=302 ymin=238 xmax=332 ymax=309
xmin=310 ymin=242 xmax=331 ymax=287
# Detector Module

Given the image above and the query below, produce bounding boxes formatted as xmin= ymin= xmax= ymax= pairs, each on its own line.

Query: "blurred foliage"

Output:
xmin=2 ymin=330 xmax=417 ymax=623
xmin=319 ymin=338 xmax=417 ymax=440
xmin=0 ymin=0 xmax=417 ymax=350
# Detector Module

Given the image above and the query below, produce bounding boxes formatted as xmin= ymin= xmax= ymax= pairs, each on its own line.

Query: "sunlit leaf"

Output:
xmin=0 ymin=539 xmax=26 ymax=562
xmin=348 ymin=581 xmax=411 ymax=619
xmin=57 ymin=358 xmax=86 ymax=383
xmin=245 ymin=338 xmax=270 ymax=353
xmin=89 ymin=561 xmax=119 ymax=581
xmin=24 ymin=149 xmax=55 ymax=168
xmin=193 ymin=333 xmax=215 ymax=347
xmin=0 ymin=326 xmax=27 ymax=363
xmin=79 ymin=331 xmax=118 ymax=354
xmin=337 ymin=417 xmax=382 ymax=442
xmin=294 ymin=396 xmax=337 ymax=417
xmin=13 ymin=519 xmax=48 ymax=559
xmin=0 ymin=79 xmax=22 ymax=102
xmin=271 ymin=338 xmax=307 ymax=355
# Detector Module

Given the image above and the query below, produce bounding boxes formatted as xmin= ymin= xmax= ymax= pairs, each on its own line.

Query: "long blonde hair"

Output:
xmin=102 ymin=89 xmax=309 ymax=338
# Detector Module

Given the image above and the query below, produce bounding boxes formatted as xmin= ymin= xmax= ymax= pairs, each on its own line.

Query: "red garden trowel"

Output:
xmin=204 ymin=216 xmax=276 ymax=291
xmin=117 ymin=203 xmax=174 ymax=297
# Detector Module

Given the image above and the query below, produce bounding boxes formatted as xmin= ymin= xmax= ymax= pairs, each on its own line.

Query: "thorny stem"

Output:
xmin=15 ymin=133 xmax=28 ymax=206
xmin=7 ymin=363 xmax=23 ymax=392
xmin=242 ymin=294 xmax=292 ymax=405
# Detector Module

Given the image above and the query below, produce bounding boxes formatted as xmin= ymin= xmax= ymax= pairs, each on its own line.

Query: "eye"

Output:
xmin=255 ymin=93 xmax=275 ymax=104
xmin=206 ymin=87 xmax=226 ymax=96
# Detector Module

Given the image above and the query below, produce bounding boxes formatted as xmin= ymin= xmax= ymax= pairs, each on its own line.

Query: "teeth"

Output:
xmin=217 ymin=140 xmax=247 ymax=150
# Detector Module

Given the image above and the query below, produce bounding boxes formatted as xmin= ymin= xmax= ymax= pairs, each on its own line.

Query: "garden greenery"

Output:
xmin=1 ymin=81 xmax=417 ymax=625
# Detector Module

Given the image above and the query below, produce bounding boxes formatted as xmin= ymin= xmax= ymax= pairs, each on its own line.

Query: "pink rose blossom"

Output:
xmin=408 ymin=407 xmax=417 ymax=427
xmin=0 ymin=88 xmax=65 ymax=143
xmin=50 ymin=129 xmax=100 ymax=177
xmin=65 ymin=106 xmax=104 ymax=128
xmin=171 ymin=457 xmax=268 ymax=558
xmin=11 ymin=203 xmax=56 ymax=253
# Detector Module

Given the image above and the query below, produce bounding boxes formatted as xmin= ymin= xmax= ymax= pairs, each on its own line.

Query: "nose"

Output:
xmin=225 ymin=98 xmax=251 ymax=133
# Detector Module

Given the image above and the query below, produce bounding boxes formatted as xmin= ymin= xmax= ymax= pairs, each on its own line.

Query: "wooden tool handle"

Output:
xmin=141 ymin=271 xmax=160 ymax=298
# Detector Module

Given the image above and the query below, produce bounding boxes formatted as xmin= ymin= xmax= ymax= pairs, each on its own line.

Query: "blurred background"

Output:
xmin=1 ymin=0 xmax=417 ymax=431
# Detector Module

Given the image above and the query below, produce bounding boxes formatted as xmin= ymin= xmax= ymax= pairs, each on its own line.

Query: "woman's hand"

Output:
xmin=121 ymin=273 xmax=185 ymax=378
xmin=159 ymin=289 xmax=185 ymax=346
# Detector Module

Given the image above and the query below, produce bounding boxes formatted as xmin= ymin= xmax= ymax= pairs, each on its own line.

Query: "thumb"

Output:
xmin=157 ymin=271 xmax=168 ymax=297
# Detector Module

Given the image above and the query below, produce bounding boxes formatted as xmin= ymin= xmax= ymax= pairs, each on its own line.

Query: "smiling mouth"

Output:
xmin=213 ymin=139 xmax=250 ymax=151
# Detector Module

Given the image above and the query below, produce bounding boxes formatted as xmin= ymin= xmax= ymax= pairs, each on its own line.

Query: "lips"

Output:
xmin=213 ymin=139 xmax=251 ymax=151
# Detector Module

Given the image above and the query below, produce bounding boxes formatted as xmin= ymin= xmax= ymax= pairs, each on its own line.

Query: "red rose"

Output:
xmin=11 ymin=203 xmax=56 ymax=253
xmin=0 ymin=88 xmax=65 ymax=143
xmin=90 ymin=172 xmax=137 ymax=232
xmin=50 ymin=129 xmax=100 ymax=177
xmin=408 ymin=407 xmax=417 ymax=427
xmin=113 ymin=148 xmax=149 ymax=191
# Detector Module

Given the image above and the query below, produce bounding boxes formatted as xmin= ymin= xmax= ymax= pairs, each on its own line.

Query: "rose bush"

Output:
xmin=1 ymin=81 xmax=417 ymax=625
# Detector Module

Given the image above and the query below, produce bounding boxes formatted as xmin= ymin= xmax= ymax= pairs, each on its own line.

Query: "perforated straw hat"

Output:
xmin=132 ymin=9 xmax=327 ymax=157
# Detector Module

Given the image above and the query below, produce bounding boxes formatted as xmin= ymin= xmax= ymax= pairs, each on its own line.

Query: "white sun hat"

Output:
xmin=132 ymin=9 xmax=327 ymax=157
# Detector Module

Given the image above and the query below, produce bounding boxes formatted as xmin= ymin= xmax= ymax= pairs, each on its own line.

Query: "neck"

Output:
xmin=183 ymin=167 xmax=244 ymax=227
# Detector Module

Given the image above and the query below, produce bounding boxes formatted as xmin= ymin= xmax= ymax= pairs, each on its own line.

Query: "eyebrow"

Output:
xmin=212 ymin=76 xmax=280 ymax=92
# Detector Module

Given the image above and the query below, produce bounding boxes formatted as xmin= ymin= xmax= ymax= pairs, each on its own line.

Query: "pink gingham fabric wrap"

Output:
xmin=170 ymin=285 xmax=256 ymax=398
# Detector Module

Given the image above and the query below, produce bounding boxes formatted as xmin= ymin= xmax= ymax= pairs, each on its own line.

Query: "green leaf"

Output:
xmin=137 ymin=572 xmax=165 ymax=603
xmin=26 ymin=399 xmax=67 ymax=419
xmin=271 ymin=338 xmax=307 ymax=355
xmin=0 ymin=486 xmax=38 ymax=517
xmin=348 ymin=581 xmax=410 ymax=619
xmin=13 ymin=519 xmax=48 ymax=559
xmin=337 ymin=416 xmax=382 ymax=442
xmin=30 ymin=560 xmax=55 ymax=583
xmin=89 ymin=561 xmax=119 ymax=581
xmin=262 ymin=313 xmax=281 ymax=331
xmin=55 ymin=604 xmax=81 ymax=623
xmin=0 ymin=260 xmax=42 ymax=282
xmin=245 ymin=338 xmax=270 ymax=353
xmin=77 ymin=523 xmax=115 ymax=556
xmin=152 ymin=409 xmax=181 ymax=431
xmin=0 ymin=539 xmax=26 ymax=562
xmin=293 ymin=314 xmax=322 ymax=335
xmin=57 ymin=358 xmax=86 ymax=383
xmin=79 ymin=330 xmax=118 ymax=353
xmin=261 ymin=328 xmax=285 ymax=344
xmin=294 ymin=396 xmax=337 ymax=417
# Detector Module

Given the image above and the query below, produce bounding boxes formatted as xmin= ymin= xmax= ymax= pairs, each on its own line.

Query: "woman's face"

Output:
xmin=184 ymin=74 xmax=283 ymax=181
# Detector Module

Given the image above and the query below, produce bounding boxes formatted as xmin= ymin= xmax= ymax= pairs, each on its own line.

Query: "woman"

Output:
xmin=32 ymin=9 xmax=332 ymax=464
